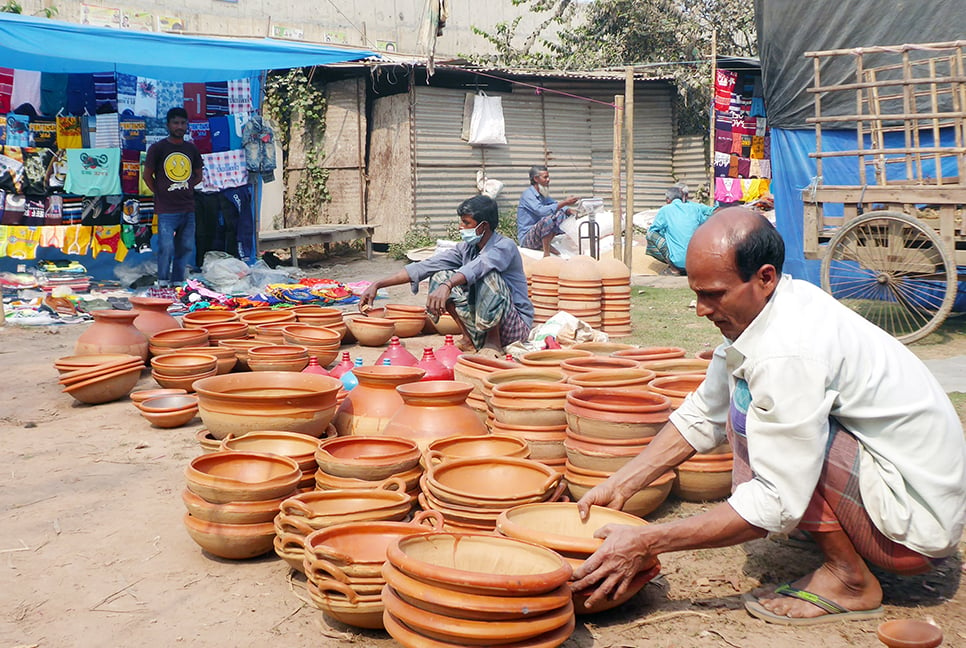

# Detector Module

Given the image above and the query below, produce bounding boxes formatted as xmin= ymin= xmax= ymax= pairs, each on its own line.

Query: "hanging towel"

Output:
xmin=11 ymin=70 xmax=41 ymax=116
xmin=208 ymin=116 xmax=230 ymax=152
xmin=121 ymin=149 xmax=140 ymax=195
xmin=183 ymin=82 xmax=206 ymax=120
xmin=119 ymin=117 xmax=146 ymax=151
xmin=0 ymin=68 xmax=13 ymax=114
xmin=92 ymin=72 xmax=117 ymax=113
xmin=205 ymin=81 xmax=229 ymax=116
xmin=201 ymin=149 xmax=248 ymax=191
xmin=188 ymin=121 xmax=212 ymax=154
xmin=5 ymin=113 xmax=30 ymax=147
xmin=29 ymin=117 xmax=56 ymax=148
xmin=66 ymin=73 xmax=96 ymax=116
xmin=134 ymin=77 xmax=158 ymax=118
xmin=156 ymin=80 xmax=184 ymax=119
xmin=65 ymin=148 xmax=122 ymax=196
xmin=95 ymin=112 xmax=120 ymax=148
xmin=116 ymin=73 xmax=137 ymax=114
xmin=227 ymin=79 xmax=253 ymax=114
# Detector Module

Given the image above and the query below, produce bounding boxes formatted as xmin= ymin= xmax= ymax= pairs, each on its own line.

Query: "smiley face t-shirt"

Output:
xmin=143 ymin=138 xmax=202 ymax=213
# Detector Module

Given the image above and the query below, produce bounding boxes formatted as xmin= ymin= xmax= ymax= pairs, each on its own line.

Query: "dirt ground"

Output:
xmin=2 ymin=251 xmax=964 ymax=648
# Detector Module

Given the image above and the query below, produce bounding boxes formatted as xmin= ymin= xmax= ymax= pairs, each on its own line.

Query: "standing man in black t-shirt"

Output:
xmin=144 ymin=107 xmax=203 ymax=287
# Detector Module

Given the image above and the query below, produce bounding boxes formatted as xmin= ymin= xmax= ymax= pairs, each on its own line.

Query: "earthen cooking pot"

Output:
xmin=315 ymin=435 xmax=421 ymax=480
xmin=62 ymin=364 xmax=143 ymax=404
xmin=184 ymin=451 xmax=301 ymax=504
xmin=345 ymin=315 xmax=396 ymax=346
xmin=181 ymin=309 xmax=240 ymax=329
xmin=425 ymin=456 xmax=562 ymax=503
xmin=425 ymin=434 xmax=530 ymax=462
xmin=219 ymin=430 xmax=322 ymax=473
xmin=565 ymin=368 xmax=656 ymax=389
xmin=496 ymin=503 xmax=649 ymax=555
xmin=150 ymin=352 xmax=218 ymax=377
xmin=181 ymin=488 xmax=289 ymax=524
xmin=564 ymin=388 xmax=672 ymax=440
xmin=304 ymin=579 xmax=385 ymax=629
xmin=182 ymin=514 xmax=277 ymax=559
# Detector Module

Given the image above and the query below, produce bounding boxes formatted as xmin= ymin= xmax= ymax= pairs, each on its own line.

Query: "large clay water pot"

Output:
xmin=333 ymin=365 xmax=425 ymax=436
xmin=129 ymin=296 xmax=180 ymax=337
xmin=381 ymin=380 xmax=487 ymax=450
xmin=75 ymin=309 xmax=149 ymax=360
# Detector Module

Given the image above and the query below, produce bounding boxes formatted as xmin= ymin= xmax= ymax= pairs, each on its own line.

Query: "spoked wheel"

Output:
xmin=820 ymin=211 xmax=957 ymax=344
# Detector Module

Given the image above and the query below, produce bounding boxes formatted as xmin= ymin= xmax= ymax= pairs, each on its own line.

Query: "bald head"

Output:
xmin=690 ymin=207 xmax=784 ymax=281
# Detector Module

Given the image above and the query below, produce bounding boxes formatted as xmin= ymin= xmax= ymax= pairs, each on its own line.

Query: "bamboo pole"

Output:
xmin=709 ymin=29 xmax=717 ymax=209
xmin=624 ymin=67 xmax=635 ymax=268
xmin=612 ymin=94 xmax=624 ymax=261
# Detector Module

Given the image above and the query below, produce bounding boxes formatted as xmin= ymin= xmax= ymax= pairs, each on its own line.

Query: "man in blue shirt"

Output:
xmin=645 ymin=185 xmax=714 ymax=275
xmin=360 ymin=195 xmax=533 ymax=355
xmin=516 ymin=165 xmax=579 ymax=256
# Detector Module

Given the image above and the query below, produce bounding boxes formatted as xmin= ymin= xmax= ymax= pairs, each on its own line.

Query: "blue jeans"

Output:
xmin=156 ymin=211 xmax=196 ymax=284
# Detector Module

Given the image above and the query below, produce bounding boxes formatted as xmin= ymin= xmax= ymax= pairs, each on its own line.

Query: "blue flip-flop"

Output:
xmin=744 ymin=583 xmax=885 ymax=626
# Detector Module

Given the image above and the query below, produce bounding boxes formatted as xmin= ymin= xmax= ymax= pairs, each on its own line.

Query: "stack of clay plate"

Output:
xmin=384 ymin=303 xmax=429 ymax=338
xmin=497 ymin=502 xmax=662 ymax=614
xmin=556 ymin=255 xmax=602 ymax=328
xmin=672 ymin=442 xmax=734 ymax=502
xmin=58 ymin=354 xmax=144 ymax=404
xmin=488 ymin=381 xmax=578 ymax=474
xmin=182 ymin=451 xmax=301 ymax=559
xmin=272 ymin=479 xmax=414 ymax=574
xmin=238 ymin=308 xmax=296 ymax=336
xmin=452 ymin=354 xmax=517 ymax=424
xmin=528 ymin=255 xmax=563 ymax=324
xmin=281 ymin=325 xmax=341 ymax=366
xmin=647 ymin=373 xmax=706 ymax=409
xmin=300 ymin=511 xmax=444 ymax=629
xmin=314 ymin=436 xmax=423 ymax=497
xmin=597 ymin=256 xmax=633 ymax=337
xmin=181 ymin=309 xmax=240 ymax=329
xmin=481 ymin=366 xmax=567 ymax=431
xmin=252 ymin=322 xmax=297 ymax=345
xmin=150 ymin=351 xmax=218 ymax=391
xmin=219 ymin=431 xmax=323 ymax=491
xmin=291 ymin=306 xmax=347 ymax=341
xmin=382 ymin=533 xmax=575 ymax=647
xmin=246 ymin=344 xmax=309 ymax=372
xmin=148 ymin=327 xmax=209 ymax=357
xmin=638 ymin=357 xmax=711 ymax=379
xmin=419 ymin=456 xmax=566 ymax=532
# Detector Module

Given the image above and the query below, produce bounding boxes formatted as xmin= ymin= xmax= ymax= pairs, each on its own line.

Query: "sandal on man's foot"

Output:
xmin=744 ymin=584 xmax=884 ymax=626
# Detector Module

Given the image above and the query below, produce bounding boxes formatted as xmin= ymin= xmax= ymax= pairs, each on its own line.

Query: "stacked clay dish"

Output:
xmin=452 ymin=354 xmax=518 ymax=423
xmin=486 ymin=376 xmax=575 ymax=472
xmin=281 ymin=325 xmax=342 ymax=366
xmin=528 ymin=256 xmax=563 ymax=325
xmin=148 ymin=327 xmax=209 ymax=358
xmin=219 ymin=430 xmax=325 ymax=491
xmin=597 ymin=256 xmax=633 ymax=337
xmin=150 ymin=351 xmax=218 ymax=391
xmin=384 ymin=303 xmax=429 ymax=338
xmin=555 ymin=255 xmax=603 ymax=329
xmin=246 ymin=345 xmax=309 ymax=372
xmin=57 ymin=354 xmax=144 ymax=405
xmin=137 ymin=394 xmax=199 ymax=428
xmin=314 ymin=436 xmax=423 ymax=497
xmin=672 ymin=442 xmax=734 ymax=502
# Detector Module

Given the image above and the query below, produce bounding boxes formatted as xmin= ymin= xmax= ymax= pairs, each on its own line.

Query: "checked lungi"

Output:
xmin=429 ymin=269 xmax=530 ymax=350
xmin=520 ymin=209 xmax=567 ymax=250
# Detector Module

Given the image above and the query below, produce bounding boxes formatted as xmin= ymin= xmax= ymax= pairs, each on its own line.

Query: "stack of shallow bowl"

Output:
xmin=673 ymin=442 xmax=734 ymax=502
xmin=252 ymin=322 xmax=296 ymax=344
xmin=193 ymin=371 xmax=342 ymax=439
xmin=181 ymin=309 xmax=240 ymax=329
xmin=199 ymin=321 xmax=249 ymax=345
xmin=528 ymin=256 xmax=563 ymax=325
xmin=382 ymin=532 xmax=575 ymax=647
xmin=567 ymin=367 xmax=656 ymax=391
xmin=177 ymin=345 xmax=237 ymax=374
xmin=238 ymin=308 xmax=296 ymax=336
xmin=426 ymin=434 xmax=530 ymax=464
xmin=345 ymin=315 xmax=396 ymax=347
xmin=452 ymin=354 xmax=517 ymax=424
xmin=639 ymin=357 xmax=711 ymax=379
xmin=281 ymin=324 xmax=341 ymax=367
xmin=612 ymin=345 xmax=686 ymax=364
xmin=481 ymin=367 xmax=567 ymax=430
xmin=148 ymin=327 xmax=209 ymax=357
xmin=137 ymin=393 xmax=199 ymax=428
xmin=220 ymin=431 xmax=323 ymax=492
xmin=497 ymin=502 xmax=661 ymax=614
xmin=273 ymin=481 xmax=414 ymax=574
xmin=247 ymin=344 xmax=309 ymax=372
xmin=519 ymin=348 xmax=593 ymax=370
xmin=419 ymin=456 xmax=566 ymax=532
xmin=315 ymin=436 xmax=423 ymax=497
xmin=384 ymin=303 xmax=429 ymax=338
xmin=292 ymin=306 xmax=348 ymax=341
xmin=556 ymin=255 xmax=602 ymax=328
xmin=559 ymin=355 xmax=639 ymax=378
xmin=300 ymin=511 xmax=444 ymax=629
xmin=489 ymin=381 xmax=578 ymax=473
xmin=648 ymin=373 xmax=706 ymax=409
xmin=150 ymin=351 xmax=218 ymax=391
xmin=58 ymin=355 xmax=144 ymax=404
xmin=55 ymin=352 xmax=141 ymax=374
xmin=130 ymin=387 xmax=187 ymax=403
xmin=217 ymin=339 xmax=263 ymax=371
xmin=571 ymin=341 xmax=637 ymax=356
xmin=182 ymin=451 xmax=301 ymax=559
xmin=597 ymin=256 xmax=633 ymax=337
xmin=565 ymin=462 xmax=675 ymax=517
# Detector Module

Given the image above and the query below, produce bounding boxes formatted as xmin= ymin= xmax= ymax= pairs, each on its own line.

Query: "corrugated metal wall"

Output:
xmin=672 ymin=134 xmax=710 ymax=202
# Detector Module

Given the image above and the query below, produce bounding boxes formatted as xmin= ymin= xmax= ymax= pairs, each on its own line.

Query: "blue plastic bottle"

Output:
xmin=340 ymin=357 xmax=364 ymax=391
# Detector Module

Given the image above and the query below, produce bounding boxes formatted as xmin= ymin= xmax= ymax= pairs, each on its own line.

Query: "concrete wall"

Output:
xmin=20 ymin=0 xmax=576 ymax=58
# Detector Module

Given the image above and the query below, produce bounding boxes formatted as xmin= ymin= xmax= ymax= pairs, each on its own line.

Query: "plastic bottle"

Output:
xmin=328 ymin=351 xmax=354 ymax=379
xmin=340 ymin=357 xmax=363 ymax=391
xmin=382 ymin=358 xmax=391 ymax=366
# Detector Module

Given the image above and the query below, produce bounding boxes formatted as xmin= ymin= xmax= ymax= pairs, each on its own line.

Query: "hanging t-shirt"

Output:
xmin=92 ymin=72 xmax=117 ymax=113
xmin=156 ymin=80 xmax=184 ymax=119
xmin=61 ymin=224 xmax=91 ymax=255
xmin=80 ymin=115 xmax=98 ymax=148
xmin=6 ymin=113 xmax=30 ymax=147
xmin=23 ymin=198 xmax=45 ymax=226
xmin=66 ymin=73 xmax=96 ymax=116
xmin=208 ymin=116 xmax=230 ymax=152
xmin=5 ymin=225 xmax=40 ymax=259
xmin=95 ymin=112 xmax=120 ymax=148
xmin=29 ymin=118 xmax=56 ymax=149
xmin=144 ymin=139 xmax=202 ymax=212
xmin=714 ymin=70 xmax=737 ymax=112
xmin=138 ymin=151 xmax=152 ymax=197
xmin=0 ymin=68 xmax=13 ymax=114
xmin=39 ymin=224 xmax=66 ymax=248
xmin=134 ymin=77 xmax=158 ymax=118
xmin=65 ymin=148 xmax=123 ymax=196
xmin=22 ymin=147 xmax=52 ymax=195
xmin=227 ymin=79 xmax=253 ymax=114
xmin=183 ymin=83 xmax=206 ymax=120
xmin=121 ymin=149 xmax=141 ymax=195
xmin=188 ymin=121 xmax=212 ymax=154
xmin=205 ymin=82 xmax=229 ymax=116
xmin=116 ymin=74 xmax=137 ymax=114
xmin=60 ymin=195 xmax=83 ymax=225
xmin=715 ymin=177 xmax=744 ymax=203
xmin=11 ymin=70 xmax=41 ymax=115
xmin=0 ymin=152 xmax=23 ymax=194
xmin=45 ymin=149 xmax=67 ymax=191
xmin=200 ymin=149 xmax=247 ymax=191
xmin=40 ymin=72 xmax=68 ymax=116
xmin=44 ymin=194 xmax=63 ymax=224
xmin=119 ymin=117 xmax=146 ymax=151
xmin=2 ymin=193 xmax=25 ymax=225
xmin=56 ymin=116 xmax=82 ymax=149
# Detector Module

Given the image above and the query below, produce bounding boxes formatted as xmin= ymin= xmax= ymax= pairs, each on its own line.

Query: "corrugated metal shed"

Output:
xmin=672 ymin=134 xmax=710 ymax=201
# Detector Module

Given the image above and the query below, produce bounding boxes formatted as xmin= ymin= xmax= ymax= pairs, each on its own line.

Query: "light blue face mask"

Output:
xmin=460 ymin=223 xmax=483 ymax=246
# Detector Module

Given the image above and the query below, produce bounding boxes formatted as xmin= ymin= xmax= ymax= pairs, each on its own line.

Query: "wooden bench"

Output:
xmin=258 ymin=225 xmax=374 ymax=267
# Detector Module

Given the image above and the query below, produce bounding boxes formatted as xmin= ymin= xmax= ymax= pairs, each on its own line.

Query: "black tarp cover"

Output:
xmin=754 ymin=0 xmax=966 ymax=128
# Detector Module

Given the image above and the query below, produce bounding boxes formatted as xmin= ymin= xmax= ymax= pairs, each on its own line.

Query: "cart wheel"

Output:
xmin=820 ymin=211 xmax=957 ymax=344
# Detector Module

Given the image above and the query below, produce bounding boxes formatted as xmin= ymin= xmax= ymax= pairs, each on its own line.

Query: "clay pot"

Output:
xmin=182 ymin=514 xmax=276 ymax=559
xmin=219 ymin=431 xmax=322 ymax=473
xmin=385 ymin=315 xmax=426 ymax=338
xmin=316 ymin=436 xmax=421 ymax=480
xmin=433 ymin=313 xmax=463 ymax=335
xmin=152 ymin=367 xmax=218 ymax=392
xmin=278 ymin=480 xmax=413 ymax=526
xmin=564 ymin=388 xmax=672 ymax=440
xmin=217 ymin=339 xmax=266 ymax=371
xmin=612 ymin=346 xmax=687 ymax=362
xmin=177 ymin=346 xmax=237 ymax=374
xmin=566 ymin=368 xmax=656 ymax=389
xmin=426 ymin=434 xmax=530 ymax=462
xmin=876 ymin=619 xmax=943 ymax=648
xmin=185 ymin=451 xmax=301 ymax=504
xmin=452 ymin=354 xmax=518 ymax=392
xmin=345 ymin=315 xmax=396 ymax=346
xmin=425 ymin=456 xmax=562 ymax=503
xmin=238 ymin=308 xmax=297 ymax=335
xmin=559 ymin=356 xmax=639 ymax=376
xmin=482 ymin=368 xmax=567 ymax=408
xmin=519 ymin=349 xmax=593 ymax=369
xmin=58 ymin=356 xmax=144 ymax=385
xmin=75 ymin=310 xmax=149 ymax=360
xmin=496 ymin=502 xmax=649 ymax=555
xmin=150 ymin=352 xmax=218 ymax=377
xmin=138 ymin=394 xmax=199 ymax=427
xmin=638 ymin=358 xmax=711 ymax=377
xmin=181 ymin=488 xmax=288 ymax=524
xmin=62 ymin=364 xmax=143 ymax=404
xmin=565 ymin=466 xmax=675 ymax=517
xmin=489 ymin=381 xmax=577 ymax=427
xmin=198 ymin=321 xmax=249 ymax=343
xmin=381 ymin=380 xmax=488 ymax=450
xmin=315 ymin=465 xmax=423 ymax=496
xmin=333 ymin=365 xmax=425 ymax=436
xmin=386 ymin=533 xmax=572 ymax=597
xmin=304 ymin=579 xmax=385 ymax=629
xmin=130 ymin=387 xmax=188 ymax=404
xmin=694 ymin=348 xmax=715 ymax=361
xmin=564 ymin=433 xmax=650 ymax=473
xmin=55 ymin=353 xmax=141 ymax=374
xmin=129 ymin=296 xmax=180 ymax=337
xmin=383 ymin=602 xmax=574 ymax=647
xmin=672 ymin=450 xmax=734 ymax=502
xmin=193 ymin=371 xmax=342 ymax=439
xmin=247 ymin=345 xmax=310 ymax=372
xmin=196 ymin=428 xmax=223 ymax=453
xmin=181 ymin=309 xmax=240 ymax=329
xmin=648 ymin=374 xmax=706 ymax=409
xmin=281 ymin=324 xmax=341 ymax=349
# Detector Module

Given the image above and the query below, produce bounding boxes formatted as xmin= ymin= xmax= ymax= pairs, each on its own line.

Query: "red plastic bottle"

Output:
xmin=434 ymin=334 xmax=463 ymax=370
xmin=416 ymin=347 xmax=453 ymax=381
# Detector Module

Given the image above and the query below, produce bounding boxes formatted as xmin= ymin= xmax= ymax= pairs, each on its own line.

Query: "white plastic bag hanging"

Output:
xmin=468 ymin=92 xmax=507 ymax=145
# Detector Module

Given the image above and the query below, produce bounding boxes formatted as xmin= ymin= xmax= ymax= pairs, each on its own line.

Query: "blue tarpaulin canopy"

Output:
xmin=0 ymin=12 xmax=375 ymax=82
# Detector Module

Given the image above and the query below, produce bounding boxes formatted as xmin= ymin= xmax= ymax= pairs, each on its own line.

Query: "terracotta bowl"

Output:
xmin=181 ymin=487 xmax=287 ymax=524
xmin=385 ymin=315 xmax=427 ymax=338
xmin=305 ymin=579 xmax=385 ymax=629
xmin=197 ymin=321 xmax=250 ymax=342
xmin=278 ymin=480 xmax=413 ymax=524
xmin=425 ymin=434 xmax=530 ymax=462
xmin=566 ymin=368 xmax=656 ymax=389
xmin=181 ymin=309 xmax=240 ymax=329
xmin=612 ymin=346 xmax=686 ymax=362
xmin=139 ymin=394 xmax=199 ymax=411
xmin=386 ymin=532 xmax=572 ymax=597
xmin=566 ymin=468 xmax=675 ymax=518
xmin=150 ymin=352 xmax=219 ymax=377
xmin=345 ymin=316 xmax=396 ymax=346
xmin=149 ymin=327 xmax=209 ymax=349
xmin=572 ymin=561 xmax=662 ymax=615
xmin=176 ymin=345 xmax=237 ymax=374
xmin=55 ymin=352 xmax=142 ymax=374
xmin=453 ymin=355 xmax=519 ymax=391
xmin=559 ymin=356 xmax=640 ymax=377
xmin=433 ymin=313 xmax=463 ymax=335
xmin=62 ymin=365 xmax=143 ymax=404
xmin=316 ymin=436 xmax=421 ymax=480
xmin=193 ymin=371 xmax=342 ymax=438
xmin=217 ymin=430 xmax=321 ymax=473
xmin=217 ymin=339 xmax=264 ymax=370
xmin=182 ymin=513 xmax=276 ymax=559
xmin=638 ymin=358 xmax=711 ymax=378
xmin=481 ymin=368 xmax=567 ymax=406
xmin=564 ymin=434 xmax=650 ymax=473
xmin=238 ymin=309 xmax=297 ymax=334
xmin=425 ymin=456 xmax=562 ymax=503
xmin=152 ymin=367 xmax=218 ymax=392
xmin=564 ymin=388 xmax=672 ymax=440
xmin=496 ymin=502 xmax=649 ymax=555
xmin=315 ymin=465 xmax=422 ymax=497
xmin=673 ymin=451 xmax=734 ymax=502
xmin=196 ymin=428 xmax=223 ymax=453
xmin=130 ymin=387 xmax=188 ymax=404
xmin=384 ymin=303 xmax=427 ymax=317
xmin=519 ymin=349 xmax=593 ymax=368
xmin=648 ymin=373 xmax=706 ymax=409
xmin=248 ymin=356 xmax=310 ymax=372
xmin=281 ymin=324 xmax=342 ymax=348
xmin=58 ymin=357 xmax=144 ymax=386
xmin=489 ymin=381 xmax=578 ymax=427
xmin=185 ymin=451 xmax=302 ymax=504
xmin=383 ymin=605 xmax=574 ymax=647
xmin=876 ymin=619 xmax=943 ymax=648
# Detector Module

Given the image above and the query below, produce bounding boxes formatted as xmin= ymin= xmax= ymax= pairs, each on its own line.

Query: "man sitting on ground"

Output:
xmin=360 ymin=195 xmax=533 ymax=355
xmin=516 ymin=164 xmax=579 ymax=256
xmin=645 ymin=184 xmax=714 ymax=275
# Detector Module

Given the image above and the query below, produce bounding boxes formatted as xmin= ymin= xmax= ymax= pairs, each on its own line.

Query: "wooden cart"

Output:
xmin=801 ymin=41 xmax=966 ymax=343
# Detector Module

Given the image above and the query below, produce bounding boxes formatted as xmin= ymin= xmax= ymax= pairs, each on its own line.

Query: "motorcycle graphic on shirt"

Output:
xmin=163 ymin=151 xmax=192 ymax=191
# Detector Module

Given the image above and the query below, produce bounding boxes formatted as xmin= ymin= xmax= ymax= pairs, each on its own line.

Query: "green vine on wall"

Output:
xmin=263 ymin=68 xmax=330 ymax=226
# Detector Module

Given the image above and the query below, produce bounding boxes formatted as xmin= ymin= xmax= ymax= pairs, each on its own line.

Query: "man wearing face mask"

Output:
xmin=360 ymin=195 xmax=533 ymax=354
xmin=517 ymin=164 xmax=579 ymax=256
